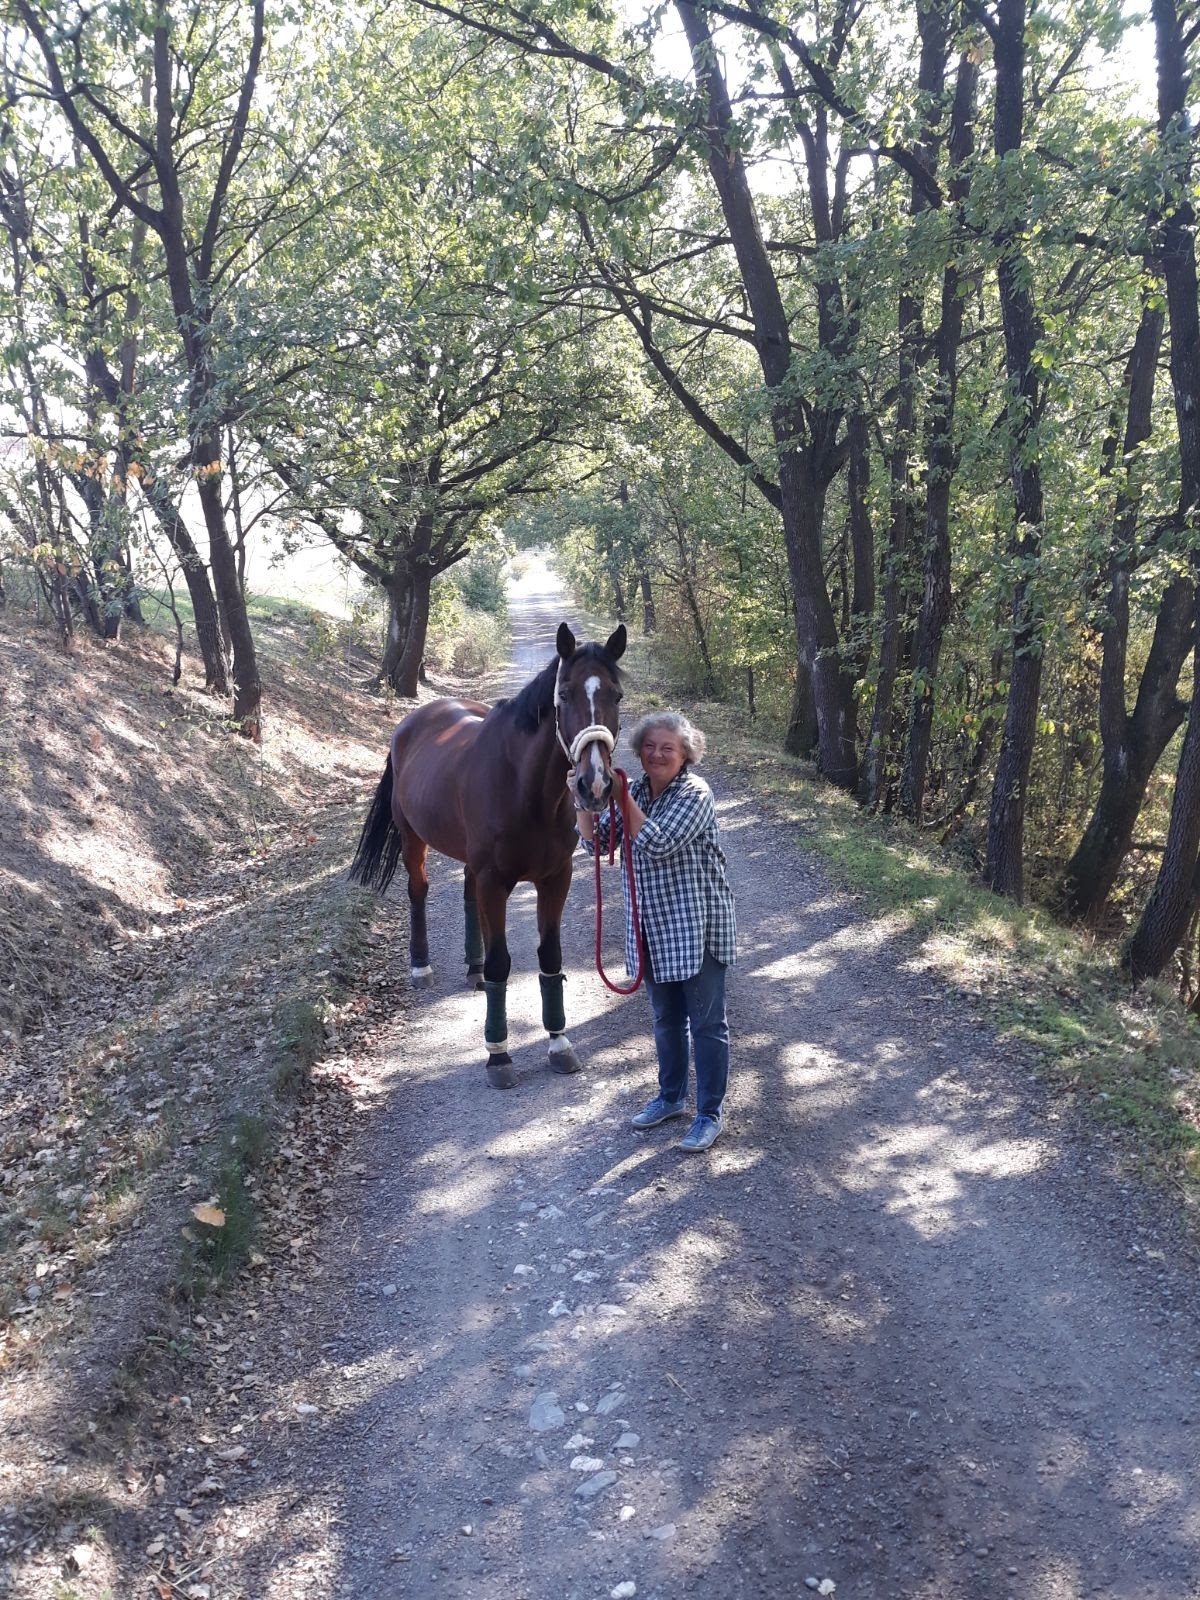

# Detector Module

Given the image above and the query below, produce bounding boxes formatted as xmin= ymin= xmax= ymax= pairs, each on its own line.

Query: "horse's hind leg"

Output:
xmin=476 ymin=871 xmax=515 ymax=1089
xmin=537 ymin=866 xmax=581 ymax=1076
xmin=464 ymin=869 xmax=485 ymax=990
xmin=399 ymin=819 xmax=435 ymax=988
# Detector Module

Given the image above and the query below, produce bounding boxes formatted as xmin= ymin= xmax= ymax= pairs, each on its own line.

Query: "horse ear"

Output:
xmin=557 ymin=622 xmax=576 ymax=659
xmin=605 ymin=624 xmax=627 ymax=661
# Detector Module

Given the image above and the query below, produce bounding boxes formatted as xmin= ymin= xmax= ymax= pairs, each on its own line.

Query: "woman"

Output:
xmin=574 ymin=711 xmax=736 ymax=1152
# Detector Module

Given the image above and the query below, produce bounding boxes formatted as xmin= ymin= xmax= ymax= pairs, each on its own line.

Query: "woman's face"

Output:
xmin=640 ymin=726 xmax=687 ymax=789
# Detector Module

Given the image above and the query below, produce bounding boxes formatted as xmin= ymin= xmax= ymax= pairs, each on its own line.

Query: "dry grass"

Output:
xmin=0 ymin=601 xmax=435 ymax=1587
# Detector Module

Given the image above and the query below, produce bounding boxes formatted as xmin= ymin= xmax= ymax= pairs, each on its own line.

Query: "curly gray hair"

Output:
xmin=629 ymin=710 xmax=707 ymax=766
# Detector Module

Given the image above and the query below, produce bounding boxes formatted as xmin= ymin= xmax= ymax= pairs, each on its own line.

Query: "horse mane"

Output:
xmin=496 ymin=645 xmax=623 ymax=736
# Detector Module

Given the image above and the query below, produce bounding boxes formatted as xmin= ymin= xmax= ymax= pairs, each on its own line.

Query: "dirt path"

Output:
xmin=219 ymin=564 xmax=1200 ymax=1600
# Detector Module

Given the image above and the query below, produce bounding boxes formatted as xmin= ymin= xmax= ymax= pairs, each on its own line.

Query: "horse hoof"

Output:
xmin=410 ymin=967 xmax=435 ymax=989
xmin=549 ymin=1046 xmax=582 ymax=1076
xmin=487 ymin=1054 xmax=517 ymax=1089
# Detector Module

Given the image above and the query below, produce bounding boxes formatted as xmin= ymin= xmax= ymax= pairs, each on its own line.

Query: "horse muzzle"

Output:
xmin=574 ymin=744 xmax=614 ymax=811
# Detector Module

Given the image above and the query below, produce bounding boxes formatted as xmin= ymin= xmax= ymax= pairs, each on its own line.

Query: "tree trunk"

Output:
xmin=675 ymin=0 xmax=857 ymax=789
xmin=1060 ymin=679 xmax=1186 ymax=923
xmin=75 ymin=469 xmax=131 ymax=641
xmin=1057 ymin=294 xmax=1194 ymax=921
xmin=681 ymin=572 xmax=715 ymax=696
xmin=143 ymin=477 xmax=228 ymax=691
xmin=392 ymin=564 xmax=432 ymax=698
xmin=846 ymin=410 xmax=874 ymax=678
xmin=72 ymin=565 xmax=106 ymax=638
xmin=611 ymin=566 xmax=627 ymax=622
xmin=637 ymin=562 xmax=657 ymax=634
xmin=1127 ymin=654 xmax=1200 ymax=980
xmin=1125 ymin=0 xmax=1200 ymax=980
xmin=153 ymin=13 xmax=261 ymax=739
xmin=785 ymin=657 xmax=820 ymax=757
xmin=900 ymin=48 xmax=979 ymax=822
xmin=1069 ymin=586 xmax=1192 ymax=915
xmin=983 ymin=0 xmax=1047 ymax=902
xmin=196 ymin=448 xmax=261 ymax=739
xmin=380 ymin=564 xmax=413 ymax=688
xmin=861 ymin=0 xmax=947 ymax=809
xmin=861 ymin=290 xmax=920 ymax=807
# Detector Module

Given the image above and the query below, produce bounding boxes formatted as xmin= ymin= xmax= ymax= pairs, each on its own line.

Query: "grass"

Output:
xmin=176 ymin=857 xmax=378 ymax=1302
xmin=178 ymin=1112 xmax=270 ymax=1298
xmin=272 ymin=997 xmax=326 ymax=1094
xmin=692 ymin=698 xmax=1200 ymax=1200
xmin=139 ymin=586 xmax=325 ymax=637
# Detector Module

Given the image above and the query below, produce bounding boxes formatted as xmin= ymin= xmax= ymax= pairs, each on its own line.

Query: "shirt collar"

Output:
xmin=635 ymin=765 xmax=688 ymax=804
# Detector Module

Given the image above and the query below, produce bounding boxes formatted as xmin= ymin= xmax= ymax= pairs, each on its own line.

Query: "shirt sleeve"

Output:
xmin=632 ymin=780 xmax=715 ymax=860
xmin=580 ymin=804 xmax=622 ymax=856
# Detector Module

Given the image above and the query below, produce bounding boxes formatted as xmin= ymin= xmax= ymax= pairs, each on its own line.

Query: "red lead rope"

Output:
xmin=594 ymin=766 xmax=644 ymax=995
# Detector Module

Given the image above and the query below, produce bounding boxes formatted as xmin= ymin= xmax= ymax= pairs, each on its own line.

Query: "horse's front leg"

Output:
xmin=537 ymin=866 xmax=581 ymax=1076
xmin=477 ymin=872 xmax=516 ymax=1089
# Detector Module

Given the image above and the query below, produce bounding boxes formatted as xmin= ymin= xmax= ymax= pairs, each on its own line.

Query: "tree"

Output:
xmin=1124 ymin=0 xmax=1200 ymax=981
xmin=254 ymin=36 xmax=619 ymax=694
xmin=860 ymin=0 xmax=951 ymax=810
xmin=976 ymin=0 xmax=1051 ymax=901
xmin=898 ymin=43 xmax=980 ymax=821
xmin=14 ymin=0 xmax=385 ymax=734
xmin=1055 ymin=284 xmax=1193 ymax=922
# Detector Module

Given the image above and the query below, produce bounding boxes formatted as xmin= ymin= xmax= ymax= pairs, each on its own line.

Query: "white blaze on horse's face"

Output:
xmin=583 ymin=676 xmax=606 ymax=800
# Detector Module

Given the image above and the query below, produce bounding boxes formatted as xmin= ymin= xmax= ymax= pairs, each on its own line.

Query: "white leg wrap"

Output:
xmin=486 ymin=1035 xmax=509 ymax=1055
xmin=548 ymin=1034 xmax=574 ymax=1055
xmin=411 ymin=965 xmax=433 ymax=979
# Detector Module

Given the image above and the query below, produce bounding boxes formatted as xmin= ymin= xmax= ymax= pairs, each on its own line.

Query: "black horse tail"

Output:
xmin=349 ymin=754 xmax=403 ymax=892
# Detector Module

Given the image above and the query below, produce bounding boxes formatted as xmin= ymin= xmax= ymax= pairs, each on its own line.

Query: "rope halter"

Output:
xmin=557 ymin=719 xmax=616 ymax=766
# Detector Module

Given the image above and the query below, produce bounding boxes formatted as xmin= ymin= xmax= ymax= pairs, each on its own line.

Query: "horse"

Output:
xmin=348 ymin=621 xmax=627 ymax=1088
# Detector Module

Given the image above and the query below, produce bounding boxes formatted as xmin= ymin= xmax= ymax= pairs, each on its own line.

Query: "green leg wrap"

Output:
xmin=539 ymin=971 xmax=566 ymax=1036
xmin=483 ymin=978 xmax=508 ymax=1053
xmin=464 ymin=900 xmax=484 ymax=968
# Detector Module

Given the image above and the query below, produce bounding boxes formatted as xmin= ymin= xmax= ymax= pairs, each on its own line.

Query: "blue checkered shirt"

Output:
xmin=583 ymin=769 xmax=737 ymax=983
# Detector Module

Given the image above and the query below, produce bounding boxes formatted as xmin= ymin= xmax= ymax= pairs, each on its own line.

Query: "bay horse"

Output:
xmin=349 ymin=622 xmax=626 ymax=1088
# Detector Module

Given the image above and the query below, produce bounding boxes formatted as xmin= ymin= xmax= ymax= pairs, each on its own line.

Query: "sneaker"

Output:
xmin=679 ymin=1112 xmax=724 ymax=1152
xmin=631 ymin=1095 xmax=688 ymax=1129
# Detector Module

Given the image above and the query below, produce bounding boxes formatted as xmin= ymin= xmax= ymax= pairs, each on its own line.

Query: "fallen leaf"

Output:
xmin=66 ymin=1542 xmax=93 ymax=1572
xmin=191 ymin=1204 xmax=225 ymax=1228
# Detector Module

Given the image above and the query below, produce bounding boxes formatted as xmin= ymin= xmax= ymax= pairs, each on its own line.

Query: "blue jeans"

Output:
xmin=644 ymin=950 xmax=729 ymax=1119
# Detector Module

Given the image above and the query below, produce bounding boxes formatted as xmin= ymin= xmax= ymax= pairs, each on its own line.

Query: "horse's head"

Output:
xmin=556 ymin=621 xmax=627 ymax=811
